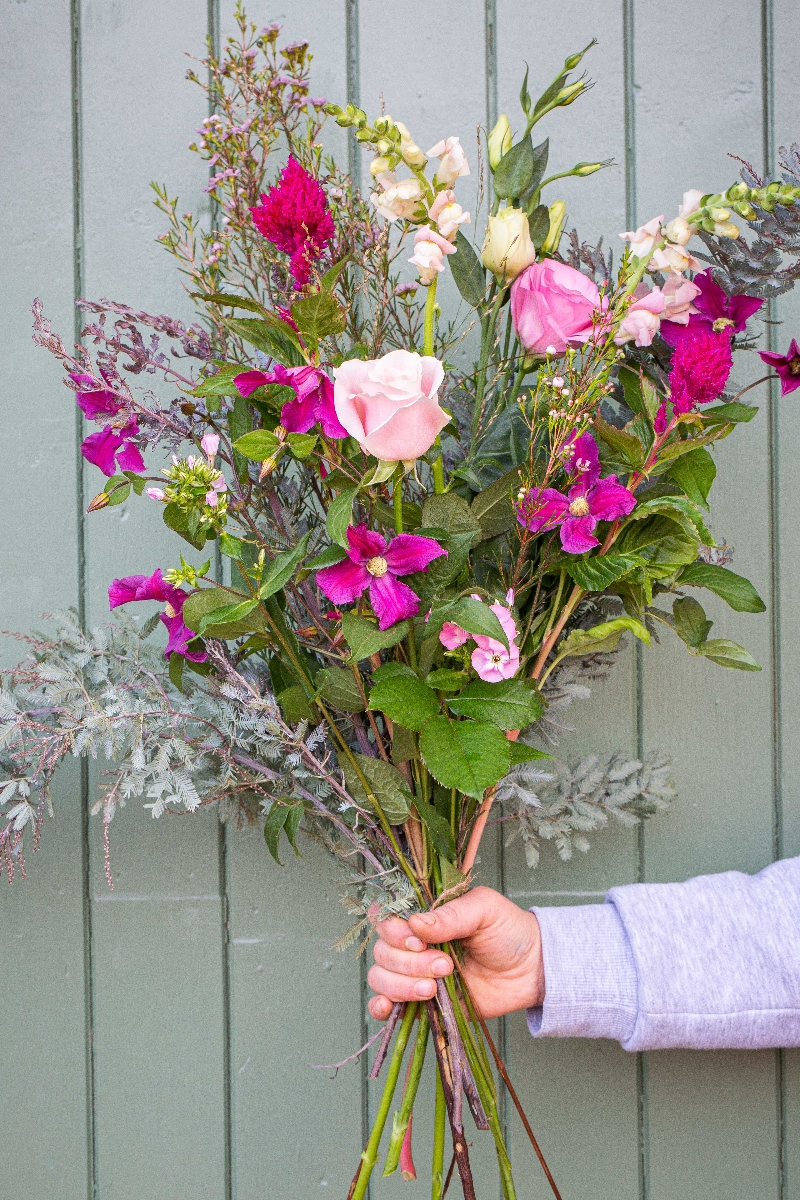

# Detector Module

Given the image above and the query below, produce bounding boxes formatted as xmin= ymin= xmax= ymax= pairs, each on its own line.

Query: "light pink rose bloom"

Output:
xmin=614 ymin=285 xmax=666 ymax=347
xmin=620 ymin=214 xmax=664 ymax=260
xmin=679 ymin=189 xmax=705 ymax=219
xmin=649 ymin=242 xmax=702 ymax=275
xmin=426 ymin=137 xmax=470 ymax=186
xmin=428 ymin=190 xmax=471 ymax=241
xmin=333 ymin=349 xmax=448 ymax=462
xmin=409 ymin=227 xmax=456 ymax=285
xmin=511 ymin=259 xmax=604 ymax=356
xmin=661 ymin=275 xmax=701 ymax=325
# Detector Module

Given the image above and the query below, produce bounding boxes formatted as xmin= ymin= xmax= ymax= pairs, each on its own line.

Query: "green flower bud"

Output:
xmin=573 ymin=161 xmax=605 ymax=177
xmin=555 ymin=79 xmax=586 ymax=106
xmin=487 ymin=114 xmax=512 ymax=171
xmin=540 ymin=200 xmax=567 ymax=256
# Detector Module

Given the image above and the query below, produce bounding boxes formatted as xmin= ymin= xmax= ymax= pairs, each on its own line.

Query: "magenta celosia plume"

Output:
xmin=250 ymin=156 xmax=334 ymax=287
xmin=234 ymin=364 xmax=347 ymax=439
xmin=316 ymin=525 xmax=446 ymax=629
xmin=759 ymin=338 xmax=800 ymax=395
xmin=108 ymin=569 xmax=206 ymax=661
xmin=669 ymin=327 xmax=733 ymax=414
xmin=515 ymin=432 xmax=636 ymax=554
xmin=660 ymin=269 xmax=763 ymax=345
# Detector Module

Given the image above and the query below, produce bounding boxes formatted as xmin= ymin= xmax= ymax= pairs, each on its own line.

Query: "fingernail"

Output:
xmin=416 ymin=912 xmax=436 ymax=926
xmin=405 ymin=936 xmax=425 ymax=951
xmin=431 ymin=957 xmax=451 ymax=976
xmin=415 ymin=979 xmax=436 ymax=998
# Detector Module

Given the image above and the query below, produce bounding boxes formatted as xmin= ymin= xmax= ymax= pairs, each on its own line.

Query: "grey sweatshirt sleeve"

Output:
xmin=527 ymin=855 xmax=800 ymax=1050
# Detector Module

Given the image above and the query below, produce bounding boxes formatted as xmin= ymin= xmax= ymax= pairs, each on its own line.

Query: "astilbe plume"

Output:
xmin=251 ymin=155 xmax=335 ymax=285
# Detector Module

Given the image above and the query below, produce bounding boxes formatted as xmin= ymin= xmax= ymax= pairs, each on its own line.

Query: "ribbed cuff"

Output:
xmin=527 ymin=902 xmax=638 ymax=1043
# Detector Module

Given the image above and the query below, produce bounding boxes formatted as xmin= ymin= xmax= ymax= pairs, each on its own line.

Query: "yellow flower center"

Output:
xmin=789 ymin=356 xmax=800 ymax=377
xmin=568 ymin=497 xmax=590 ymax=517
xmin=366 ymin=556 xmax=389 ymax=578
xmin=712 ymin=317 xmax=735 ymax=332
xmin=163 ymin=602 xmax=177 ymax=619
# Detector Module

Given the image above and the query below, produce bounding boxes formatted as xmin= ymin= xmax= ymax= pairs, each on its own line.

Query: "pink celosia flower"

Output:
xmin=614 ymin=285 xmax=666 ymax=347
xmin=511 ymin=260 xmax=604 ymax=356
xmin=234 ymin=364 xmax=347 ymax=439
xmin=661 ymin=269 xmax=763 ymax=345
xmin=759 ymin=338 xmax=800 ymax=395
xmin=108 ymin=569 xmax=206 ymax=661
xmin=408 ymin=227 xmax=457 ymax=285
xmin=333 ymin=349 xmax=448 ymax=461
xmin=316 ymin=525 xmax=446 ymax=630
xmin=69 ymin=372 xmax=124 ymax=419
xmin=250 ymin=156 xmax=334 ymax=287
xmin=668 ymin=326 xmax=733 ymax=416
xmin=515 ymin=432 xmax=636 ymax=554
xmin=81 ymin=420 xmax=145 ymax=477
xmin=619 ymin=215 xmax=664 ymax=260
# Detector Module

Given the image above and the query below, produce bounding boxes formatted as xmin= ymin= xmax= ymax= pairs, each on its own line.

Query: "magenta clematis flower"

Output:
xmin=759 ymin=338 xmax=800 ymax=395
xmin=660 ymin=269 xmax=763 ymax=345
xmin=69 ymin=372 xmax=124 ymax=419
xmin=316 ymin=525 xmax=446 ymax=630
xmin=250 ymin=156 xmax=335 ymax=287
xmin=81 ymin=420 xmax=146 ymax=476
xmin=108 ymin=569 xmax=206 ymax=662
xmin=515 ymin=432 xmax=636 ymax=554
xmin=234 ymin=364 xmax=347 ymax=440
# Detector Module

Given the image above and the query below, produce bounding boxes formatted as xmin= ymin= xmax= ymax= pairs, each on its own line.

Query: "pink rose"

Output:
xmin=333 ymin=349 xmax=448 ymax=462
xmin=511 ymin=259 xmax=603 ymax=356
xmin=614 ymin=285 xmax=666 ymax=348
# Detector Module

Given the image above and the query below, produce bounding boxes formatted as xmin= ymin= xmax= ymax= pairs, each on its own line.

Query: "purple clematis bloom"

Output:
xmin=515 ymin=432 xmax=636 ymax=554
xmin=759 ymin=338 xmax=800 ymax=395
xmin=69 ymin=372 xmax=125 ymax=419
xmin=316 ymin=525 xmax=446 ymax=629
xmin=660 ymin=269 xmax=763 ymax=345
xmin=108 ymin=569 xmax=206 ymax=662
xmin=234 ymin=364 xmax=348 ymax=439
xmin=81 ymin=419 xmax=146 ymax=476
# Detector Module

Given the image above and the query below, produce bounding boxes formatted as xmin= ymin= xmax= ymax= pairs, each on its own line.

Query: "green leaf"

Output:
xmin=426 ymin=669 xmax=470 ymax=692
xmin=616 ymin=517 xmax=699 ymax=573
xmin=342 ymin=613 xmax=409 ymax=661
xmin=667 ymin=447 xmax=716 ymax=511
xmin=593 ymin=414 xmax=646 ymax=468
xmin=104 ymin=477 xmax=131 ymax=506
xmin=183 ymin=587 xmax=267 ymax=639
xmin=283 ymin=801 xmax=305 ymax=853
xmin=320 ymin=256 xmax=350 ymax=292
xmin=277 ymin=684 xmax=317 ymax=724
xmin=556 ymin=617 xmax=651 ymax=660
xmin=168 ymin=651 xmax=186 ymax=693
xmin=291 ymin=291 xmax=347 ymax=346
xmin=229 ymin=392 xmax=253 ymax=483
xmin=413 ymin=799 xmax=456 ymax=862
xmin=219 ymin=532 xmax=244 ymax=560
xmin=391 ymin=723 xmax=418 ymax=764
xmin=264 ymin=802 xmax=291 ymax=864
xmin=494 ymin=136 xmax=536 ymax=200
xmin=192 ymin=292 xmax=267 ymax=316
xmin=372 ymin=662 xmax=416 ymax=683
xmin=368 ymin=675 xmax=440 ymax=732
xmin=673 ymin=596 xmax=713 ymax=647
xmin=508 ymin=742 xmax=552 ymax=765
xmin=446 ymin=596 xmax=509 ymax=650
xmin=421 ymin=492 xmax=481 ymax=542
xmin=528 ymin=204 xmax=551 ymax=250
xmin=224 ymin=315 xmax=305 ymax=366
xmin=564 ymin=551 xmax=646 ymax=592
xmin=470 ymin=468 xmax=521 ymax=540
xmin=316 ymin=665 xmax=365 ymax=712
xmin=419 ymin=717 xmax=511 ymax=800
xmin=197 ymin=597 xmax=259 ymax=636
xmin=701 ymin=402 xmax=757 ymax=425
xmin=446 ymin=678 xmax=543 ymax=730
xmin=630 ymin=494 xmax=713 ymax=546
xmin=326 ymin=487 xmax=358 ymax=548
xmin=678 ymin=562 xmax=766 ymax=613
xmin=450 ymin=230 xmax=487 ymax=308
xmin=694 ymin=639 xmax=761 ymax=671
xmin=307 ymin=544 xmax=347 ymax=570
xmin=233 ymin=429 xmax=281 ymax=461
xmin=287 ymin=432 xmax=317 ymax=459
xmin=123 ymin=471 xmax=146 ymax=495
xmin=189 ymin=365 xmax=245 ymax=398
xmin=259 ymin=532 xmax=311 ymax=601
xmin=340 ymin=754 xmax=411 ymax=824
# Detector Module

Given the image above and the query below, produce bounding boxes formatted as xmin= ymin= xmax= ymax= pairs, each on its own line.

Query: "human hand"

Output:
xmin=367 ymin=886 xmax=545 ymax=1021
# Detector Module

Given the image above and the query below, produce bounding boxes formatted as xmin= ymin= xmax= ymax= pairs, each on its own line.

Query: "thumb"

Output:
xmin=407 ymin=888 xmax=498 ymax=946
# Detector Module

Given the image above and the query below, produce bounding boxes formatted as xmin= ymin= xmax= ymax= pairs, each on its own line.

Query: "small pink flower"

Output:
xmin=316 ymin=525 xmax=446 ymax=630
xmin=426 ymin=137 xmax=470 ymax=186
xmin=661 ymin=275 xmax=701 ymax=326
xmin=511 ymin=260 xmax=604 ymax=357
xmin=146 ymin=487 xmax=166 ymax=501
xmin=619 ymin=214 xmax=664 ymax=260
xmin=201 ymin=432 xmax=220 ymax=459
xmin=440 ymin=621 xmax=470 ymax=650
xmin=108 ymin=569 xmax=206 ymax=662
xmin=408 ymin=227 xmax=456 ymax=285
xmin=205 ymin=477 xmax=227 ymax=507
xmin=614 ymin=285 xmax=666 ymax=348
xmin=428 ymin=189 xmax=470 ymax=241
xmin=471 ymin=639 xmax=520 ymax=683
xmin=333 ymin=349 xmax=448 ymax=462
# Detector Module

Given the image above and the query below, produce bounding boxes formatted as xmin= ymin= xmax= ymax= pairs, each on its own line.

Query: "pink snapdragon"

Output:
xmin=234 ymin=364 xmax=347 ymax=439
xmin=408 ymin=227 xmax=456 ymax=285
xmin=316 ymin=525 xmax=446 ymax=630
xmin=426 ymin=137 xmax=470 ymax=187
xmin=108 ymin=569 xmax=206 ymax=661
xmin=619 ymin=215 xmax=663 ymax=260
xmin=661 ymin=275 xmax=701 ymax=325
xmin=614 ymin=286 xmax=666 ymax=348
xmin=428 ymin=189 xmax=471 ymax=240
xmin=250 ymin=156 xmax=334 ymax=287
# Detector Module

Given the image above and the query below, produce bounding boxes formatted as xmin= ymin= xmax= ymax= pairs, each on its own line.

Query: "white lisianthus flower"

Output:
xmin=481 ymin=207 xmax=536 ymax=283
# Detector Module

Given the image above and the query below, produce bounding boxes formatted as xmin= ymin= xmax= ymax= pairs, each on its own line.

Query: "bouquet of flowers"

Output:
xmin=5 ymin=9 xmax=800 ymax=1197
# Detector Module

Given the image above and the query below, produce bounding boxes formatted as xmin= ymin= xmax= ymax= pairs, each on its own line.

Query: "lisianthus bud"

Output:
xmin=540 ymin=201 xmax=567 ymax=256
xmin=573 ymin=161 xmax=605 ymax=177
xmin=87 ymin=490 xmax=111 ymax=513
xmin=481 ymin=207 xmax=537 ymax=283
xmin=369 ymin=155 xmax=392 ymax=177
xmin=663 ymin=216 xmax=693 ymax=245
xmin=488 ymin=114 xmax=512 ymax=170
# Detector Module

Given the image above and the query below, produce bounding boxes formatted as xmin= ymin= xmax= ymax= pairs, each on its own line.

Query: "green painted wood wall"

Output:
xmin=2 ymin=1 xmax=799 ymax=1196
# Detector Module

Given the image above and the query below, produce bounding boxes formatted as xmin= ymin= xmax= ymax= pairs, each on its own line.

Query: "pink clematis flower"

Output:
xmin=316 ymin=525 xmax=446 ymax=630
xmin=234 ymin=364 xmax=347 ymax=439
xmin=108 ymin=569 xmax=206 ymax=662
xmin=69 ymin=372 xmax=124 ymax=419
xmin=81 ymin=420 xmax=145 ymax=477
xmin=660 ymin=269 xmax=763 ymax=345
xmin=250 ymin=156 xmax=335 ymax=287
xmin=759 ymin=339 xmax=800 ymax=395
xmin=515 ymin=432 xmax=636 ymax=554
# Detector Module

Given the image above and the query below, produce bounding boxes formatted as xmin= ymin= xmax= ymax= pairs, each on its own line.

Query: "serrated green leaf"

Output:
xmin=413 ymin=799 xmax=456 ymax=861
xmin=419 ymin=717 xmax=511 ymax=800
xmin=287 ymin=432 xmax=317 ymax=459
xmin=508 ymin=742 xmax=552 ymax=765
xmin=277 ymin=684 xmax=317 ymax=724
xmin=447 ymin=596 xmax=509 ymax=650
xmin=426 ymin=669 xmax=470 ymax=692
xmin=233 ymin=429 xmax=281 ymax=461
xmin=283 ymin=801 xmax=305 ymax=853
xmin=694 ymin=638 xmax=761 ymax=671
xmin=189 ymin=365 xmax=248 ymax=398
xmin=291 ymin=290 xmax=347 ymax=345
xmin=701 ymin=402 xmax=758 ymax=425
xmin=421 ymin=492 xmax=482 ymax=542
xmin=219 ymin=532 xmax=244 ymax=559
xmin=564 ymin=551 xmax=645 ymax=592
xmin=667 ymin=446 xmax=716 ymax=510
xmin=340 ymin=754 xmax=411 ymax=824
xmin=368 ymin=675 xmax=440 ymax=731
xmin=446 ymin=678 xmax=543 ymax=730
xmin=470 ymin=468 xmax=521 ymax=540
xmin=342 ymin=613 xmax=409 ymax=662
xmin=372 ymin=662 xmax=416 ymax=683
xmin=450 ymin=230 xmax=487 ymax=308
xmin=224 ymin=314 xmax=305 ymax=366
xmin=326 ymin=487 xmax=358 ymax=548
xmin=316 ymin=665 xmax=365 ymax=712
xmin=391 ymin=723 xmax=418 ymax=764
xmin=593 ymin=414 xmax=646 ymax=468
xmin=259 ymin=532 xmax=311 ymax=601
xmin=678 ymin=562 xmax=766 ymax=613
xmin=631 ymin=494 xmax=713 ymax=545
xmin=264 ymin=802 xmax=291 ymax=864
xmin=307 ymin=544 xmax=347 ymax=570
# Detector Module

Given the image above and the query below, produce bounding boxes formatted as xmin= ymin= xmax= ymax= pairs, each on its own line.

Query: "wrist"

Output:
xmin=524 ymin=909 xmax=545 ymax=1008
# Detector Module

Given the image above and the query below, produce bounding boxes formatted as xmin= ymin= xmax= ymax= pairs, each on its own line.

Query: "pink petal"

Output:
xmin=161 ymin=611 xmax=207 ymax=662
xmin=560 ymin=515 xmax=599 ymax=554
xmin=316 ymin=558 xmax=370 ymax=605
xmin=346 ymin=524 xmax=387 ymax=564
xmin=383 ymin=533 xmax=446 ymax=576
xmin=280 ymin=392 xmax=317 ymax=433
xmin=516 ymin=487 xmax=569 ymax=533
xmin=361 ymin=398 xmax=449 ymax=461
xmin=115 ymin=440 xmax=146 ymax=474
xmin=201 ymin=432 xmax=220 ymax=458
xmin=81 ymin=428 xmax=123 ymax=476
xmin=588 ymin=476 xmax=636 ymax=521
xmin=440 ymin=622 xmax=469 ymax=650
xmin=368 ymin=574 xmax=420 ymax=629
xmin=234 ymin=369 xmax=272 ymax=397
xmin=566 ymin=431 xmax=600 ymax=484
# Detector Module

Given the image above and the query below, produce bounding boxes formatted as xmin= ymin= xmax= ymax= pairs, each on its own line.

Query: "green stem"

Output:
xmin=432 ymin=1068 xmax=447 ymax=1200
xmin=383 ymin=1010 xmax=430 ymax=1176
xmin=352 ymin=1003 xmax=419 ymax=1200
xmin=424 ymin=276 xmax=446 ymax=494
xmin=393 ymin=467 xmax=404 ymax=534
xmin=472 ymin=285 xmax=506 ymax=440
